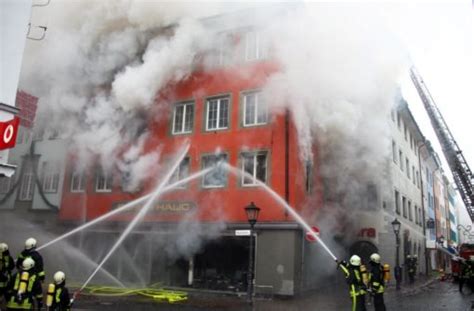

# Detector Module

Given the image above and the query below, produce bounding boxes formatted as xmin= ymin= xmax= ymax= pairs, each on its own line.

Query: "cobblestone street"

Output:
xmin=72 ymin=278 xmax=474 ymax=311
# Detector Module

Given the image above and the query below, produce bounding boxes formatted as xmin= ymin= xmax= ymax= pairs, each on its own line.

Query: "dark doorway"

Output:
xmin=350 ymin=241 xmax=378 ymax=265
xmin=192 ymin=236 xmax=249 ymax=292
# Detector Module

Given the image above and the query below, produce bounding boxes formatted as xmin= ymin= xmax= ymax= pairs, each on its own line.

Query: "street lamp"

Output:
xmin=391 ymin=218 xmax=402 ymax=290
xmin=245 ymin=202 xmax=260 ymax=304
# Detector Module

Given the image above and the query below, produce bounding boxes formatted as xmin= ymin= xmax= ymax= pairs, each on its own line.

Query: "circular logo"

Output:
xmin=3 ymin=125 xmax=14 ymax=143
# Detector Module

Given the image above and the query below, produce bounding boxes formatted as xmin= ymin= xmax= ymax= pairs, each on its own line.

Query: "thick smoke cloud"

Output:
xmin=19 ymin=1 xmax=410 ymax=265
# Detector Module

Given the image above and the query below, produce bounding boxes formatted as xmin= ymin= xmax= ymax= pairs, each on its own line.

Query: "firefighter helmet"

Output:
xmin=22 ymin=258 xmax=35 ymax=271
xmin=469 ymin=255 xmax=474 ymax=262
xmin=370 ymin=253 xmax=381 ymax=264
xmin=53 ymin=271 xmax=66 ymax=285
xmin=0 ymin=242 xmax=8 ymax=252
xmin=25 ymin=238 xmax=37 ymax=250
xmin=407 ymin=254 xmax=412 ymax=259
xmin=350 ymin=255 xmax=361 ymax=266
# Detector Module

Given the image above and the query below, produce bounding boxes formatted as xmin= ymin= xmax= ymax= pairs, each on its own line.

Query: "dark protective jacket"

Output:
xmin=339 ymin=262 xmax=367 ymax=297
xmin=16 ymin=249 xmax=45 ymax=281
xmin=0 ymin=250 xmax=15 ymax=289
xmin=49 ymin=282 xmax=72 ymax=311
xmin=368 ymin=263 xmax=385 ymax=294
xmin=5 ymin=271 xmax=43 ymax=310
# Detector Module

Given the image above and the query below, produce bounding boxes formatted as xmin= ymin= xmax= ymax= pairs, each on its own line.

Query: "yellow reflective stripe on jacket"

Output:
xmin=13 ymin=274 xmax=20 ymax=290
xmin=340 ymin=264 xmax=350 ymax=277
xmin=56 ymin=287 xmax=62 ymax=303
xmin=27 ymin=274 xmax=36 ymax=292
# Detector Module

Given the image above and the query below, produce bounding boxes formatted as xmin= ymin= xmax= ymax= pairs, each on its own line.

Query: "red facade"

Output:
xmin=60 ymin=61 xmax=322 ymax=225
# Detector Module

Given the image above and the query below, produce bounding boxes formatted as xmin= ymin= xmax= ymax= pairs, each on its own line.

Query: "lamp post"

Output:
xmin=245 ymin=202 xmax=260 ymax=304
xmin=392 ymin=218 xmax=402 ymax=290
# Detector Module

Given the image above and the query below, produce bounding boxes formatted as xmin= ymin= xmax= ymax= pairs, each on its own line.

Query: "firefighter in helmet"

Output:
xmin=368 ymin=253 xmax=386 ymax=311
xmin=46 ymin=271 xmax=72 ymax=311
xmin=406 ymin=254 xmax=415 ymax=283
xmin=459 ymin=255 xmax=474 ymax=293
xmin=0 ymin=243 xmax=15 ymax=302
xmin=337 ymin=255 xmax=367 ymax=311
xmin=16 ymin=238 xmax=45 ymax=282
xmin=6 ymin=257 xmax=43 ymax=310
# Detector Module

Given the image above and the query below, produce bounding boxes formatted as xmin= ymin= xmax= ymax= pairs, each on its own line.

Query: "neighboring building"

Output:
xmin=447 ymin=183 xmax=459 ymax=248
xmin=58 ymin=8 xmax=322 ymax=296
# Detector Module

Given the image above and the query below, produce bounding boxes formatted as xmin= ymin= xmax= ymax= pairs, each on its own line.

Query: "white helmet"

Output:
xmin=53 ymin=271 xmax=66 ymax=285
xmin=0 ymin=243 xmax=8 ymax=252
xmin=25 ymin=238 xmax=37 ymax=250
xmin=350 ymin=255 xmax=361 ymax=266
xmin=370 ymin=253 xmax=381 ymax=264
xmin=22 ymin=258 xmax=35 ymax=271
xmin=407 ymin=254 xmax=412 ymax=259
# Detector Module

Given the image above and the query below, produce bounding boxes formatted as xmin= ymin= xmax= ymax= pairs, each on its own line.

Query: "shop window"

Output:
xmin=202 ymin=153 xmax=228 ymax=188
xmin=243 ymin=91 xmax=267 ymax=127
xmin=241 ymin=151 xmax=268 ymax=186
xmin=172 ymin=102 xmax=194 ymax=134
xmin=206 ymin=97 xmax=229 ymax=131
xmin=0 ymin=177 xmax=11 ymax=194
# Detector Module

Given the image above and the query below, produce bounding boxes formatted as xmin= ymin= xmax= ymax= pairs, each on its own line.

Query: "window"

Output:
xmin=412 ymin=166 xmax=416 ymax=185
xmin=32 ymin=128 xmax=44 ymax=141
xmin=416 ymin=171 xmax=420 ymax=188
xmin=399 ymin=150 xmax=403 ymax=171
xmin=395 ymin=190 xmax=400 ymax=214
xmin=410 ymin=133 xmax=413 ymax=150
xmin=241 ymin=151 xmax=268 ymax=186
xmin=414 ymin=141 xmax=418 ymax=155
xmin=414 ymin=205 xmax=419 ymax=224
xmin=392 ymin=140 xmax=397 ymax=163
xmin=19 ymin=164 xmax=35 ymax=201
xmin=397 ymin=112 xmax=401 ymax=130
xmin=243 ymin=91 xmax=267 ymax=126
xmin=202 ymin=153 xmax=228 ymax=188
xmin=71 ymin=169 xmax=86 ymax=192
xmin=404 ymin=123 xmax=408 ymax=141
xmin=402 ymin=196 xmax=407 ymax=218
xmin=245 ymin=31 xmax=266 ymax=61
xmin=95 ymin=167 xmax=113 ymax=192
xmin=408 ymin=201 xmax=412 ymax=221
xmin=172 ymin=102 xmax=194 ymax=134
xmin=0 ymin=177 xmax=11 ymax=194
xmin=41 ymin=162 xmax=60 ymax=193
xmin=419 ymin=208 xmax=423 ymax=227
xmin=206 ymin=97 xmax=229 ymax=131
xmin=169 ymin=157 xmax=190 ymax=188
xmin=406 ymin=158 xmax=410 ymax=178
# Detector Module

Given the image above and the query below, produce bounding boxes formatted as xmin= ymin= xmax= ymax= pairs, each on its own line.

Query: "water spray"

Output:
xmin=225 ymin=163 xmax=338 ymax=262
xmin=72 ymin=144 xmax=190 ymax=301
xmin=38 ymin=168 xmax=213 ymax=251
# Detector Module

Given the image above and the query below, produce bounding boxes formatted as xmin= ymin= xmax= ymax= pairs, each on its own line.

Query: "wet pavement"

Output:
xmin=71 ymin=277 xmax=474 ymax=311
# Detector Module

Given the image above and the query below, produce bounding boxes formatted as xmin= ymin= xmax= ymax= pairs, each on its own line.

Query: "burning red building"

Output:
xmin=58 ymin=12 xmax=324 ymax=295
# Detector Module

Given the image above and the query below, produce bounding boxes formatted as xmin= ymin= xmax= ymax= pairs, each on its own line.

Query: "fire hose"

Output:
xmin=70 ymin=284 xmax=187 ymax=305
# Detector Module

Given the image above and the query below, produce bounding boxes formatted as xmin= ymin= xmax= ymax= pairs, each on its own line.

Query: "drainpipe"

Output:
xmin=285 ymin=108 xmax=290 ymax=215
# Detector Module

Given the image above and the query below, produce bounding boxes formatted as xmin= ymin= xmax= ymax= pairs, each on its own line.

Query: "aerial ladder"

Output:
xmin=410 ymin=66 xmax=474 ymax=222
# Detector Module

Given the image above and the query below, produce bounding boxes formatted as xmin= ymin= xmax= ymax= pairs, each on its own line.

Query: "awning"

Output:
xmin=0 ymin=162 xmax=16 ymax=177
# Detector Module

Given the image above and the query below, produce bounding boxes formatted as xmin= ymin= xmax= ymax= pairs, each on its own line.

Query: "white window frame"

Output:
xmin=202 ymin=154 xmax=228 ymax=188
xmin=245 ymin=31 xmax=266 ymax=61
xmin=19 ymin=170 xmax=35 ymax=201
xmin=172 ymin=102 xmax=194 ymax=135
xmin=169 ymin=157 xmax=190 ymax=189
xmin=71 ymin=170 xmax=86 ymax=193
xmin=95 ymin=168 xmax=112 ymax=192
xmin=241 ymin=151 xmax=268 ymax=187
xmin=206 ymin=97 xmax=229 ymax=131
xmin=243 ymin=91 xmax=268 ymax=127
xmin=42 ymin=162 xmax=60 ymax=193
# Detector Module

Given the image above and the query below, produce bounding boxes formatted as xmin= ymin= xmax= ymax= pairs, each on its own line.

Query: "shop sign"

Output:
xmin=235 ymin=230 xmax=251 ymax=236
xmin=358 ymin=227 xmax=376 ymax=238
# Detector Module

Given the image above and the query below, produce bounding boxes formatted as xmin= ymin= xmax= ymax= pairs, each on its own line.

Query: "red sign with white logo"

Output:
xmin=0 ymin=117 xmax=20 ymax=150
xmin=305 ymin=226 xmax=320 ymax=243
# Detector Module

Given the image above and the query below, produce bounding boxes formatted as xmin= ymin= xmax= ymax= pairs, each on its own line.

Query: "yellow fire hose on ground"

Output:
xmin=75 ymin=284 xmax=187 ymax=304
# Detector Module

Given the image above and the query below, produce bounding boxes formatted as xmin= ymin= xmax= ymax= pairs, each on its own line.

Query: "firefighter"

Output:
xmin=406 ymin=254 xmax=415 ymax=283
xmin=1 ymin=243 xmax=15 ymax=301
xmin=368 ymin=253 xmax=386 ymax=311
xmin=337 ymin=255 xmax=367 ymax=311
xmin=6 ymin=257 xmax=43 ymax=310
xmin=46 ymin=271 xmax=72 ymax=311
xmin=413 ymin=254 xmax=418 ymax=276
xmin=460 ymin=256 xmax=474 ymax=293
xmin=16 ymin=238 xmax=45 ymax=282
